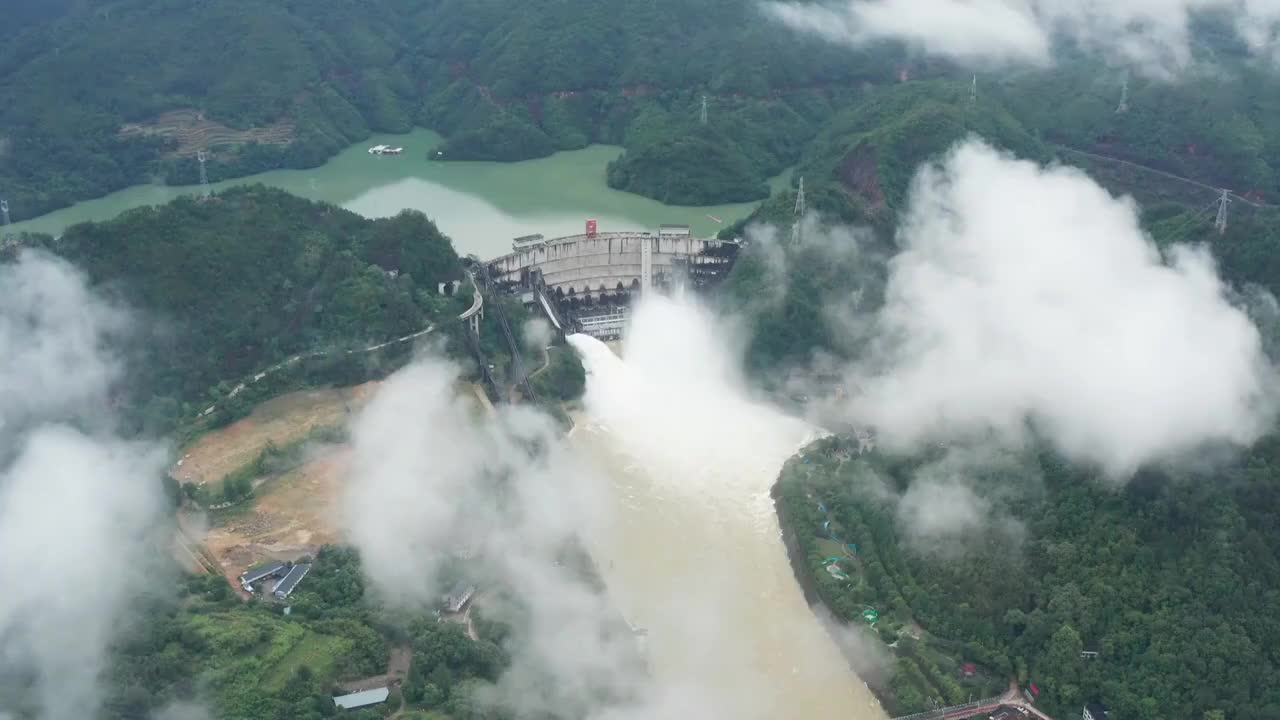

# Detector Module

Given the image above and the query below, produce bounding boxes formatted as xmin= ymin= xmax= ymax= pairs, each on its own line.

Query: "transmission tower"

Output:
xmin=1 ymin=199 xmax=10 ymax=229
xmin=197 ymin=150 xmax=211 ymax=200
xmin=969 ymin=75 xmax=977 ymax=107
xmin=700 ymin=95 xmax=708 ymax=125
xmin=791 ymin=176 xmax=806 ymax=245
xmin=1214 ymin=188 xmax=1231 ymax=234
xmin=1116 ymin=71 xmax=1130 ymax=114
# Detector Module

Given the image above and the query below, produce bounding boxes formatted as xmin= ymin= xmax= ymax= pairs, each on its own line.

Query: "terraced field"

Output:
xmin=119 ymin=108 xmax=295 ymax=157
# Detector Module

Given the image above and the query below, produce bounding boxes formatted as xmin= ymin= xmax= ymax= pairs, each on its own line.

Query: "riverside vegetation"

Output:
xmin=775 ymin=436 xmax=1280 ymax=720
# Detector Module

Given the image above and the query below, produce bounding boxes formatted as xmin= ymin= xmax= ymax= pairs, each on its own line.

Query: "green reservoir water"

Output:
xmin=9 ymin=128 xmax=782 ymax=258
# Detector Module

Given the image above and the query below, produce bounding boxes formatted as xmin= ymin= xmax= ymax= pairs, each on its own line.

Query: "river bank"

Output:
xmin=567 ymin=311 xmax=886 ymax=720
xmin=772 ymin=466 xmax=898 ymax=714
xmin=773 ymin=440 xmax=1015 ymax=717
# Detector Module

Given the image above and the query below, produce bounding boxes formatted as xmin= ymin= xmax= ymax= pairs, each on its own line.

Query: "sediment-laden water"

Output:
xmin=568 ymin=297 xmax=886 ymax=720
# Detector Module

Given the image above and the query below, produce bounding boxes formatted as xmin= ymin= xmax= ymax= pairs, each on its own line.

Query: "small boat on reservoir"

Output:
xmin=367 ymin=145 xmax=404 ymax=155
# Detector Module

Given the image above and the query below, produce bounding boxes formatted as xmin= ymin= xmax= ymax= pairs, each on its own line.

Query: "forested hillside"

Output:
xmin=6 ymin=0 xmax=1280 ymax=223
xmin=720 ymin=81 xmax=1048 ymax=373
xmin=0 ymin=0 xmax=895 ymax=221
xmin=16 ymin=186 xmax=467 ymax=432
xmin=720 ymin=56 xmax=1280 ymax=720
xmin=777 ymin=437 xmax=1280 ymax=720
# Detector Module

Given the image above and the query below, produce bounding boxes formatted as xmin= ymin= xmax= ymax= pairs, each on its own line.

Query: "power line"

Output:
xmin=1214 ymin=188 xmax=1231 ymax=234
xmin=792 ymin=176 xmax=806 ymax=245
xmin=197 ymin=150 xmax=211 ymax=200
xmin=1158 ymin=199 xmax=1219 ymax=244
xmin=1055 ymin=145 xmax=1276 ymax=209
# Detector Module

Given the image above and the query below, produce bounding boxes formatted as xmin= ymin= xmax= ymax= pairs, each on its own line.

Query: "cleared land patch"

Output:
xmin=186 ymin=381 xmax=489 ymax=586
xmin=202 ymin=447 xmax=350 ymax=584
xmin=172 ymin=382 xmax=378 ymax=487
xmin=177 ymin=383 xmax=379 ymax=585
xmin=119 ymin=109 xmax=295 ymax=157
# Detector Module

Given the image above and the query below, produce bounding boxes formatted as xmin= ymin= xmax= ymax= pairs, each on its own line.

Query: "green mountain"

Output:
xmin=778 ymin=438 xmax=1280 ymax=720
xmin=795 ymin=81 xmax=1047 ymax=217
xmin=7 ymin=1 xmax=1280 ymax=225
xmin=18 ymin=186 xmax=468 ymax=432
xmin=0 ymin=0 xmax=899 ymax=221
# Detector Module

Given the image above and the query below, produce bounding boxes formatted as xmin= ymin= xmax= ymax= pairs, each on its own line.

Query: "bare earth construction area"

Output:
xmin=174 ymin=384 xmax=379 ymax=587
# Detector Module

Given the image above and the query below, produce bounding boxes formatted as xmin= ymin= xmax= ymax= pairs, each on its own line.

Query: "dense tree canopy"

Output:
xmin=17 ymin=186 xmax=468 ymax=433
xmin=5 ymin=0 xmax=1280 ymax=220
xmin=778 ymin=437 xmax=1280 ymax=720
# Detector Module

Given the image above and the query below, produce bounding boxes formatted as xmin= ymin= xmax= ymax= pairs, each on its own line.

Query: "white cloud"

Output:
xmin=845 ymin=139 xmax=1277 ymax=477
xmin=897 ymin=477 xmax=988 ymax=538
xmin=151 ymin=703 xmax=211 ymax=720
xmin=0 ymin=251 xmax=169 ymax=720
xmin=342 ymin=355 xmax=640 ymax=717
xmin=763 ymin=0 xmax=1280 ymax=74
xmin=523 ymin=317 xmax=553 ymax=354
xmin=0 ymin=250 xmax=127 ymax=436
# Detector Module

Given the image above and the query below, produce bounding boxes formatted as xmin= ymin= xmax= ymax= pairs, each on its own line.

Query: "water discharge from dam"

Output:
xmin=567 ymin=296 xmax=886 ymax=720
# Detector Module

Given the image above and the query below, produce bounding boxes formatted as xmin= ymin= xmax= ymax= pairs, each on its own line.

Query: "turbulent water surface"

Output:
xmin=568 ymin=297 xmax=886 ymax=720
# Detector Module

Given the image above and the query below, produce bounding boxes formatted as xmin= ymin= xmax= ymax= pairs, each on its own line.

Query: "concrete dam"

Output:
xmin=483 ymin=223 xmax=738 ymax=340
xmin=486 ymin=224 xmax=738 ymax=299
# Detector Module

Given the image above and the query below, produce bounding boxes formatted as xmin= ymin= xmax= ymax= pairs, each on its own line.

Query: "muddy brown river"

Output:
xmin=567 ymin=297 xmax=886 ymax=720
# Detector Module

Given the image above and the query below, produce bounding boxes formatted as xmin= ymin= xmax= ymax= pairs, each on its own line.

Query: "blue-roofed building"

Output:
xmin=332 ymin=687 xmax=390 ymax=710
xmin=272 ymin=563 xmax=311 ymax=601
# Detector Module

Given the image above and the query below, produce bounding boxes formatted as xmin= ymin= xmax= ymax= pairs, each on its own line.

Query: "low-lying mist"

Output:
xmin=843 ymin=139 xmax=1277 ymax=479
xmin=739 ymin=136 xmax=1280 ymax=549
xmin=0 ymin=251 xmax=170 ymax=720
xmin=765 ymin=0 xmax=1280 ymax=75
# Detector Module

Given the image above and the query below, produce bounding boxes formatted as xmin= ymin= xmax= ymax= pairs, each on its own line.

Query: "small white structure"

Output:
xmin=442 ymin=583 xmax=476 ymax=613
xmin=333 ymin=687 xmax=390 ymax=710
xmin=367 ymin=145 xmax=404 ymax=155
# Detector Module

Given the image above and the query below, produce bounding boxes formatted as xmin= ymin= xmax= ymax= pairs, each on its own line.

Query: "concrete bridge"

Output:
xmin=459 ymin=272 xmax=484 ymax=336
xmin=486 ymin=225 xmax=737 ymax=298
